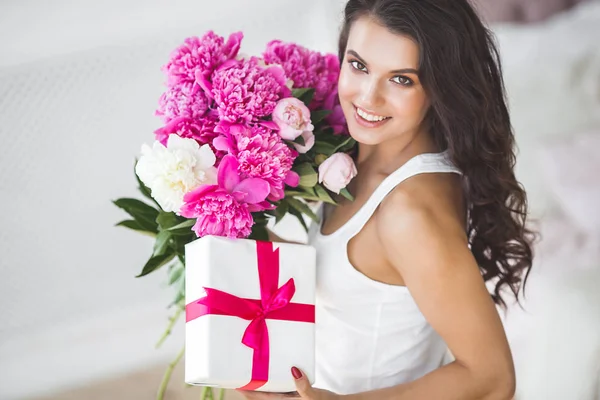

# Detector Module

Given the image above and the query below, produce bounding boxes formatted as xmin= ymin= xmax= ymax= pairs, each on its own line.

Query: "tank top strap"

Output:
xmin=343 ymin=151 xmax=462 ymax=239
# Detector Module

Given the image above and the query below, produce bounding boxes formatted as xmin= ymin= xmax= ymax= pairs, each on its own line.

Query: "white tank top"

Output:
xmin=307 ymin=151 xmax=463 ymax=395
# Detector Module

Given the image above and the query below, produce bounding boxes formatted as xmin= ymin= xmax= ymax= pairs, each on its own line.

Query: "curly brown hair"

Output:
xmin=338 ymin=0 xmax=536 ymax=308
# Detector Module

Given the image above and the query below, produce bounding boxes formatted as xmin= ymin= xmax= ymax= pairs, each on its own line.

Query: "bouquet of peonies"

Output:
xmin=113 ymin=30 xmax=357 ymax=399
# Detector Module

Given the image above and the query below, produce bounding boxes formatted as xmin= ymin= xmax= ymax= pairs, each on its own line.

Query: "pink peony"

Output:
xmin=214 ymin=122 xmax=300 ymax=201
xmin=155 ymin=81 xmax=209 ymax=123
xmin=154 ymin=112 xmax=226 ymax=162
xmin=309 ymin=53 xmax=340 ymax=108
xmin=263 ymin=41 xmax=309 ymax=87
xmin=181 ymin=186 xmax=254 ymax=238
xmin=211 ymin=57 xmax=291 ymax=123
xmin=318 ymin=153 xmax=357 ymax=194
xmin=272 ymin=97 xmax=314 ymax=141
xmin=292 ymin=130 xmax=315 ymax=154
xmin=161 ymin=31 xmax=243 ymax=87
xmin=263 ymin=41 xmax=339 ymax=109
xmin=323 ymin=87 xmax=348 ymax=135
xmin=180 ymin=155 xmax=272 ymax=238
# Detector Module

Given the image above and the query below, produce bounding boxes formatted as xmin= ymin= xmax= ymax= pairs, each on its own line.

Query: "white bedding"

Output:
xmin=491 ymin=1 xmax=600 ymax=220
xmin=491 ymin=2 xmax=600 ymax=398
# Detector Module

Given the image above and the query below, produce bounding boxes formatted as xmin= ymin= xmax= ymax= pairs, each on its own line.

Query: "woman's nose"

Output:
xmin=359 ymin=79 xmax=383 ymax=109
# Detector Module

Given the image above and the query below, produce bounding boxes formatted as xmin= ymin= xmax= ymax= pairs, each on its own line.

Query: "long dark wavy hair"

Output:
xmin=339 ymin=0 xmax=536 ymax=308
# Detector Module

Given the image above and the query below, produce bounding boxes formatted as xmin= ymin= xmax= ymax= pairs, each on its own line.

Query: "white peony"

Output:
xmin=135 ymin=134 xmax=217 ymax=214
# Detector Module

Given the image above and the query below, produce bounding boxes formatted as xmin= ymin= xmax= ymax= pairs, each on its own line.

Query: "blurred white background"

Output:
xmin=0 ymin=0 xmax=598 ymax=399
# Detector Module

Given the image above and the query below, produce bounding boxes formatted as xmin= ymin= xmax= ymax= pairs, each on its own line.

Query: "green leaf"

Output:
xmin=299 ymin=175 xmax=318 ymax=188
xmin=113 ymin=198 xmax=159 ymax=217
xmin=153 ymin=230 xmax=172 ymax=257
xmin=287 ymin=197 xmax=319 ymax=223
xmin=136 ymin=253 xmax=176 ymax=278
xmin=248 ymin=212 xmax=270 ymax=241
xmin=287 ymin=206 xmax=309 ymax=233
xmin=312 ymin=141 xmax=337 ymax=156
xmin=292 ymin=88 xmax=311 ymax=98
xmin=294 ymin=163 xmax=318 ymax=188
xmin=274 ymin=201 xmax=289 ymax=224
xmin=311 ymin=109 xmax=332 ymax=124
xmin=113 ymin=198 xmax=159 ymax=232
xmin=248 ymin=223 xmax=270 ymax=241
xmin=292 ymin=88 xmax=315 ymax=107
xmin=169 ymin=276 xmax=185 ymax=308
xmin=167 ymin=219 xmax=195 ymax=231
xmin=167 ymin=219 xmax=197 ymax=236
xmin=168 ymin=263 xmax=184 ymax=285
xmin=294 ymin=134 xmax=306 ymax=146
xmin=115 ymin=219 xmax=154 ymax=233
xmin=314 ymin=184 xmax=337 ymax=205
xmin=171 ymin=291 xmax=184 ymax=308
xmin=286 ymin=186 xmax=318 ymax=198
xmin=332 ymin=136 xmax=357 ymax=153
xmin=295 ymin=162 xmax=316 ymax=176
xmin=252 ymin=211 xmax=269 ymax=225
xmin=156 ymin=211 xmax=179 ymax=230
xmin=177 ymin=272 xmax=185 ymax=296
xmin=169 ymin=229 xmax=196 ymax=237
xmin=284 ymin=190 xmax=321 ymax=202
xmin=340 ymin=187 xmax=355 ymax=201
xmin=263 ymin=209 xmax=277 ymax=217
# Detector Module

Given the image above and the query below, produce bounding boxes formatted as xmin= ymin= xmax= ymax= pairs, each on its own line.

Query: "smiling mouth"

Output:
xmin=354 ymin=105 xmax=390 ymax=121
xmin=353 ymin=105 xmax=391 ymax=127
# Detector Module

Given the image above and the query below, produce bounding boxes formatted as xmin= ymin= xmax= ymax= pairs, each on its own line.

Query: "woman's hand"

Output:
xmin=237 ymin=367 xmax=340 ymax=400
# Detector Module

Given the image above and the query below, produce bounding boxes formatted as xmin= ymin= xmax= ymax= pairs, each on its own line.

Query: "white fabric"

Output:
xmin=307 ymin=151 xmax=462 ymax=394
xmin=491 ymin=1 xmax=600 ymax=220
xmin=537 ymin=130 xmax=600 ymax=236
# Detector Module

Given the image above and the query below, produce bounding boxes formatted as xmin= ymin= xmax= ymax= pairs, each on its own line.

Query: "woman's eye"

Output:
xmin=392 ymin=75 xmax=414 ymax=86
xmin=349 ymin=60 xmax=367 ymax=72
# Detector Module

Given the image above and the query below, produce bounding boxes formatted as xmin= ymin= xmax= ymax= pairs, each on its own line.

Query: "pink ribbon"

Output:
xmin=185 ymin=241 xmax=315 ymax=390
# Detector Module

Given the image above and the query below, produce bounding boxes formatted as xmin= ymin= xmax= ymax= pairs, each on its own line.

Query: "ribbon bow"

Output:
xmin=185 ymin=241 xmax=315 ymax=390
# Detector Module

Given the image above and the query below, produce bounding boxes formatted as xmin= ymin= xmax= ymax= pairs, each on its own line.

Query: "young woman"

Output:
xmin=241 ymin=0 xmax=534 ymax=398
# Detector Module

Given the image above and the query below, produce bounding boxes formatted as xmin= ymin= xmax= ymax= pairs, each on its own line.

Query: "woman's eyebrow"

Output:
xmin=346 ymin=49 xmax=419 ymax=75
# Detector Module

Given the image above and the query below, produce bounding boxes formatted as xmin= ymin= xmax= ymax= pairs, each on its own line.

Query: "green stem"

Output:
xmin=156 ymin=305 xmax=184 ymax=349
xmin=157 ymin=346 xmax=185 ymax=400
xmin=219 ymin=388 xmax=225 ymax=400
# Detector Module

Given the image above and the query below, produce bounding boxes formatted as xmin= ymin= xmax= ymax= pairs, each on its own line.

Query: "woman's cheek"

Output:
xmin=337 ymin=68 xmax=358 ymax=102
xmin=407 ymin=92 xmax=430 ymax=123
xmin=394 ymin=91 xmax=427 ymax=122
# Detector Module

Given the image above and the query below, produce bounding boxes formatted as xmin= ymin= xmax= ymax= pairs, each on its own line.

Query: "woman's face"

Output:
xmin=338 ymin=16 xmax=429 ymax=146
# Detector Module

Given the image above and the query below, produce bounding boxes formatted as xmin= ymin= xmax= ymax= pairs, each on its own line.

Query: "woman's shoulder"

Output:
xmin=372 ymin=172 xmax=470 ymax=284
xmin=375 ymin=171 xmax=466 ymax=242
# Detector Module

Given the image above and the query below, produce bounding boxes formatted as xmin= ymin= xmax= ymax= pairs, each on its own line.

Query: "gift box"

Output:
xmin=184 ymin=236 xmax=316 ymax=392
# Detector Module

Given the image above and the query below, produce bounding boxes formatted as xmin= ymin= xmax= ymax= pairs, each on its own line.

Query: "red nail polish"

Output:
xmin=291 ymin=366 xmax=303 ymax=379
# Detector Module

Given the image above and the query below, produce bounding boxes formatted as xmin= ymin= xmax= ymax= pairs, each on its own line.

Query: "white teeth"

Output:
xmin=356 ymin=107 xmax=389 ymax=122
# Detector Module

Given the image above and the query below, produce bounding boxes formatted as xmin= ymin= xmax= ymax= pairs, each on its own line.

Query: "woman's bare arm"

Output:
xmin=345 ymin=188 xmax=515 ymax=400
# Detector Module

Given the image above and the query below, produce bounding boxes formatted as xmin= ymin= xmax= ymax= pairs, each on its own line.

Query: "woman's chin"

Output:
xmin=347 ymin=125 xmax=389 ymax=146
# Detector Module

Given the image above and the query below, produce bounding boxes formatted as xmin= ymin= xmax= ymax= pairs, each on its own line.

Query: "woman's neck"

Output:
xmin=355 ymin=128 xmax=439 ymax=176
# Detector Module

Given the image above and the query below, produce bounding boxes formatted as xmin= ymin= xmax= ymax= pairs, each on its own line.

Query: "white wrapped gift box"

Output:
xmin=184 ymin=235 xmax=316 ymax=392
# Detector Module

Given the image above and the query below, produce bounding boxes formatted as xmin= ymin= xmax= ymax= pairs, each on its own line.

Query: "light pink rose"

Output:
xmin=318 ymin=153 xmax=357 ymax=194
xmin=272 ymin=97 xmax=314 ymax=141
xmin=292 ymin=130 xmax=315 ymax=154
